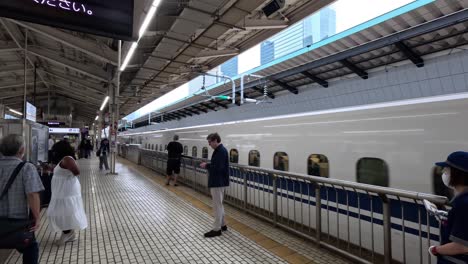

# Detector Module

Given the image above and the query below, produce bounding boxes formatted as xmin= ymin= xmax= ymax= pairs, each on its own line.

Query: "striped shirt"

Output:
xmin=0 ymin=156 xmax=44 ymax=218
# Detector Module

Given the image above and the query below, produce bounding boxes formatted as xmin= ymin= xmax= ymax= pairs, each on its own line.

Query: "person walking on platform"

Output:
xmin=46 ymin=141 xmax=88 ymax=245
xmin=429 ymin=151 xmax=468 ymax=263
xmin=97 ymin=138 xmax=110 ymax=170
xmin=0 ymin=134 xmax=44 ymax=264
xmin=48 ymin=135 xmax=54 ymax=162
xmin=166 ymin=135 xmax=183 ymax=186
xmin=200 ymin=133 xmax=229 ymax=238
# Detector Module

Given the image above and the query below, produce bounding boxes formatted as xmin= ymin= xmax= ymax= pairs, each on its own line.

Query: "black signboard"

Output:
xmin=0 ymin=0 xmax=135 ymax=41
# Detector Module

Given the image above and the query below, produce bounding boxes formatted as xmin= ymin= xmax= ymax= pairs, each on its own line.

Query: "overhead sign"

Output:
xmin=0 ymin=0 xmax=135 ymax=41
xmin=26 ymin=102 xmax=37 ymax=122
xmin=49 ymin=127 xmax=80 ymax=134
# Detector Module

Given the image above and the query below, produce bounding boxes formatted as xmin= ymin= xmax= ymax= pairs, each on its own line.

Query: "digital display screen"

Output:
xmin=49 ymin=128 xmax=81 ymax=134
xmin=0 ymin=0 xmax=135 ymax=40
xmin=26 ymin=102 xmax=37 ymax=122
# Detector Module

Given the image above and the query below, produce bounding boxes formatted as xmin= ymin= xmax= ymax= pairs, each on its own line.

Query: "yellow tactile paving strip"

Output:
xmin=119 ymin=158 xmax=317 ymax=264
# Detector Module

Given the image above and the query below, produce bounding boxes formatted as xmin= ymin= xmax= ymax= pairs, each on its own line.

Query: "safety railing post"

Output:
xmin=380 ymin=194 xmax=392 ymax=264
xmin=273 ymin=174 xmax=278 ymax=226
xmin=315 ymin=183 xmax=322 ymax=245
xmin=243 ymin=168 xmax=248 ymax=211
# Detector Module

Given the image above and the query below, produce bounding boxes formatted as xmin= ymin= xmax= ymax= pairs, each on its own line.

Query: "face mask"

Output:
xmin=442 ymin=167 xmax=453 ymax=189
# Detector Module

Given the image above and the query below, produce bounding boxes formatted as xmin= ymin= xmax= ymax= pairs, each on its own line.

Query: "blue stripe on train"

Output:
xmin=228 ymin=168 xmax=440 ymax=241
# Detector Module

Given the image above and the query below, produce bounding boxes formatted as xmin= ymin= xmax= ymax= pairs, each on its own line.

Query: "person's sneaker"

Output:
xmin=57 ymin=231 xmax=76 ymax=245
xmin=204 ymin=230 xmax=222 ymax=238
xmin=221 ymin=225 xmax=227 ymax=231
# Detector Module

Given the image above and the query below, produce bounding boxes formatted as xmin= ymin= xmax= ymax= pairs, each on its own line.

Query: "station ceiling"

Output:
xmin=0 ymin=0 xmax=334 ymax=123
xmin=125 ymin=0 xmax=468 ymax=126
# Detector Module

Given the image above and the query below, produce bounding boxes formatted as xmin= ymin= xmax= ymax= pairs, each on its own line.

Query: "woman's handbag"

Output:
xmin=0 ymin=162 xmax=35 ymax=250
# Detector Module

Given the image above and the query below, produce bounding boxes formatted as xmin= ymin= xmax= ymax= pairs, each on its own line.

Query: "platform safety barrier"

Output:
xmin=121 ymin=147 xmax=449 ymax=264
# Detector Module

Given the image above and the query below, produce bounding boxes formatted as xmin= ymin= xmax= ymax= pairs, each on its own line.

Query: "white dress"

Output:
xmin=47 ymin=158 xmax=88 ymax=232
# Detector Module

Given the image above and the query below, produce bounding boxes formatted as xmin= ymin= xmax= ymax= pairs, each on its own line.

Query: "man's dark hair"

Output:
xmin=449 ymin=166 xmax=468 ymax=186
xmin=206 ymin=133 xmax=221 ymax=143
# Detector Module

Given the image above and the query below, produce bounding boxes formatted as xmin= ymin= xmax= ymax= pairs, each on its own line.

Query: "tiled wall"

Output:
xmin=136 ymin=49 xmax=468 ymax=132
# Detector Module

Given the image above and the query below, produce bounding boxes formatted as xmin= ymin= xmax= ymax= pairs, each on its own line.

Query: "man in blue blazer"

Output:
xmin=200 ymin=133 xmax=229 ymax=238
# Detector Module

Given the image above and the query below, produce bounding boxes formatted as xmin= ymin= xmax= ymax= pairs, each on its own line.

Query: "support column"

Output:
xmin=23 ymin=29 xmax=29 ymax=161
xmin=109 ymin=40 xmax=121 ymax=175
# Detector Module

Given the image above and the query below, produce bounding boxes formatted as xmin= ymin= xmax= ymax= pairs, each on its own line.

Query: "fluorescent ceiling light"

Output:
xmin=138 ymin=0 xmax=161 ymax=38
xmin=9 ymin=108 xmax=23 ymax=115
xmin=120 ymin=42 xmax=138 ymax=71
xmin=120 ymin=0 xmax=161 ymax=72
xmin=100 ymin=96 xmax=110 ymax=111
xmin=95 ymin=115 xmax=99 ymax=121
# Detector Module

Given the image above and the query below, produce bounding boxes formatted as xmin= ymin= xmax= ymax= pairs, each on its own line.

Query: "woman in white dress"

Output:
xmin=47 ymin=142 xmax=87 ymax=245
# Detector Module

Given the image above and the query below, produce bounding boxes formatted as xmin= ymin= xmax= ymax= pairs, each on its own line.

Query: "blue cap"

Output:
xmin=435 ymin=151 xmax=468 ymax=173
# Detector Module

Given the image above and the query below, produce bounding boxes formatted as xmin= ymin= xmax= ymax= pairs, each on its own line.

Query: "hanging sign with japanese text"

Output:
xmin=0 ymin=0 xmax=135 ymax=40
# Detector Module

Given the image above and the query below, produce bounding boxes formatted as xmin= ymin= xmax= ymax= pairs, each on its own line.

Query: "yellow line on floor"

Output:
xmin=118 ymin=158 xmax=316 ymax=264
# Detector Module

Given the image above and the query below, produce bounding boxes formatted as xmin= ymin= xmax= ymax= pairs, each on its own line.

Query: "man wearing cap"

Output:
xmin=429 ymin=151 xmax=468 ymax=263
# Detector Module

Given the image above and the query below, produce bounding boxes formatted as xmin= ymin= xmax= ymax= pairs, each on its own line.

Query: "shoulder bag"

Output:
xmin=0 ymin=162 xmax=35 ymax=250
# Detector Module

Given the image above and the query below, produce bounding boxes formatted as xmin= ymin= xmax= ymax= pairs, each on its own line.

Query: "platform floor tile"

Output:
xmin=4 ymin=159 xmax=286 ymax=264
xmin=120 ymin=158 xmax=351 ymax=264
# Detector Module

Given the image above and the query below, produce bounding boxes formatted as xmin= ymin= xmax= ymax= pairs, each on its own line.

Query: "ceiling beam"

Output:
xmin=193 ymin=49 xmax=239 ymax=60
xmin=41 ymin=70 xmax=106 ymax=95
xmin=0 ymin=18 xmax=51 ymax=91
xmin=273 ymin=80 xmax=298 ymax=94
xmin=200 ymin=102 xmax=217 ymax=111
xmin=192 ymin=105 xmax=207 ymax=113
xmin=0 ymin=65 xmax=34 ymax=75
xmin=240 ymin=9 xmax=468 ymax=91
xmin=395 ymin=41 xmax=424 ymax=67
xmin=340 ymin=59 xmax=368 ymax=79
xmin=10 ymin=20 xmax=118 ymax=66
xmin=301 ymin=71 xmax=329 ymax=88
xmin=0 ymin=41 xmax=21 ymax=53
xmin=28 ymin=47 xmax=109 ymax=82
xmin=211 ymin=100 xmax=228 ymax=109
xmin=180 ymin=110 xmax=192 ymax=117
xmin=185 ymin=108 xmax=200 ymax=115
xmin=241 ymin=19 xmax=288 ymax=30
xmin=0 ymin=81 xmax=42 ymax=90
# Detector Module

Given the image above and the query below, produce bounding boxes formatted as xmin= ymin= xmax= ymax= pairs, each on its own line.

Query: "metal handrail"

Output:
xmin=122 ymin=146 xmax=448 ymax=264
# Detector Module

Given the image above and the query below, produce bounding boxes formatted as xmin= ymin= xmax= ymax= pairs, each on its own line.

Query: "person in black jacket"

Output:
xmin=166 ymin=135 xmax=183 ymax=186
xmin=200 ymin=133 xmax=229 ymax=238
xmin=429 ymin=151 xmax=468 ymax=263
xmin=97 ymin=139 xmax=110 ymax=170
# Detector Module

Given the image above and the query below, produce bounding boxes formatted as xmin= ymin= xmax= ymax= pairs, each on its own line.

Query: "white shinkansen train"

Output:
xmin=123 ymin=92 xmax=468 ymax=196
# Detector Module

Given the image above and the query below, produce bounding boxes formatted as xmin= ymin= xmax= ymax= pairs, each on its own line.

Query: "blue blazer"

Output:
xmin=206 ymin=144 xmax=229 ymax=188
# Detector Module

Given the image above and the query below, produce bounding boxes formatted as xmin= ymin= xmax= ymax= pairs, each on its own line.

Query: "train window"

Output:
xmin=433 ymin=166 xmax=453 ymax=199
xmin=165 ymin=145 xmax=167 ymax=151
xmin=192 ymin=146 xmax=197 ymax=158
xmin=151 ymin=144 xmax=154 ymax=150
xmin=307 ymin=154 xmax=329 ymax=177
xmin=249 ymin=150 xmax=260 ymax=167
xmin=145 ymin=143 xmax=148 ymax=149
xmin=356 ymin=158 xmax=389 ymax=187
xmin=202 ymin=147 xmax=208 ymax=159
xmin=274 ymin=152 xmax=289 ymax=171
xmin=160 ymin=144 xmax=163 ymax=151
xmin=183 ymin=145 xmax=188 ymax=155
xmin=230 ymin=149 xmax=239 ymax=163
